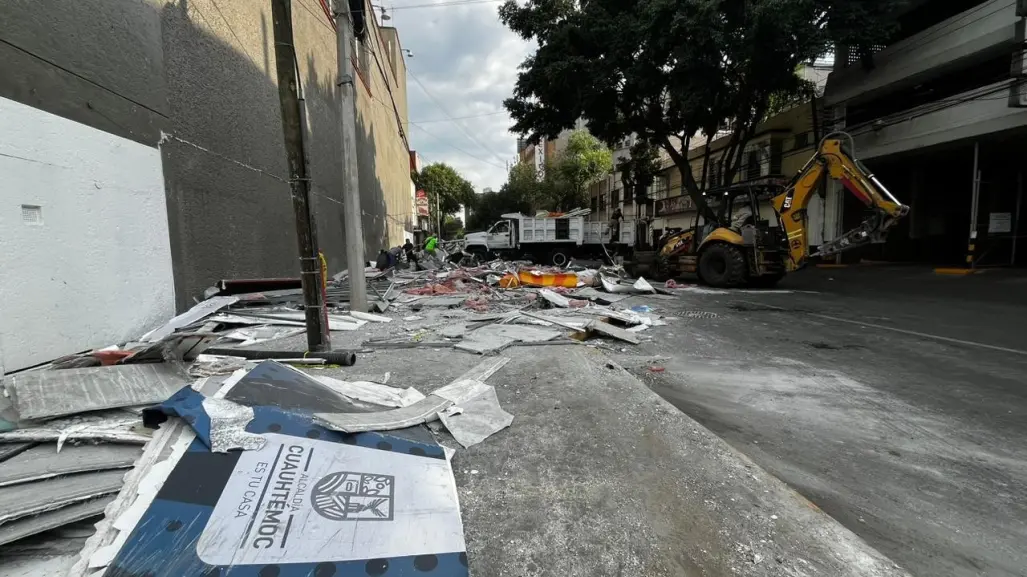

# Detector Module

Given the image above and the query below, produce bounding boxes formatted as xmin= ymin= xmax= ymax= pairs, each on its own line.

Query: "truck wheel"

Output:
xmin=549 ymin=249 xmax=571 ymax=267
xmin=698 ymin=243 xmax=748 ymax=288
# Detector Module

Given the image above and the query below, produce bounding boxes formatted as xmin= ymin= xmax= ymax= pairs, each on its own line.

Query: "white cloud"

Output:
xmin=389 ymin=0 xmax=534 ymax=191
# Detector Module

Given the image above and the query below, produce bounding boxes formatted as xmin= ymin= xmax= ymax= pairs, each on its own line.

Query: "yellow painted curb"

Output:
xmin=933 ymin=268 xmax=979 ymax=276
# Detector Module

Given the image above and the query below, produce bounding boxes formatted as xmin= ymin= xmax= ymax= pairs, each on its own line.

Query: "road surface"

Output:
xmin=618 ymin=266 xmax=1027 ymax=577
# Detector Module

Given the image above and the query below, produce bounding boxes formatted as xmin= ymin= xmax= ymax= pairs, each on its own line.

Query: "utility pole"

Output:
xmin=334 ymin=0 xmax=368 ymax=313
xmin=271 ymin=0 xmax=330 ymax=351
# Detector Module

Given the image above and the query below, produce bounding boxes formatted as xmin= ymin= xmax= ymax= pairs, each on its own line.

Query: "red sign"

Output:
xmin=415 ymin=189 xmax=430 ymax=216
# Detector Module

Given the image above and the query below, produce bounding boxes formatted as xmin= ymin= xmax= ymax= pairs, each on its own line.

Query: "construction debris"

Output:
xmin=0 ymin=255 xmax=674 ymax=566
xmin=6 ymin=364 xmax=189 ymax=421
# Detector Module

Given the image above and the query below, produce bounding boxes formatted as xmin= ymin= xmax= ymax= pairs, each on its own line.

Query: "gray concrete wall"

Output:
xmin=824 ymin=0 xmax=1019 ymax=107
xmin=1 ymin=0 xmax=410 ymax=312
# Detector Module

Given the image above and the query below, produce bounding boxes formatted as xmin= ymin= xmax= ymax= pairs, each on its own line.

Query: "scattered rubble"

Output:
xmin=0 ymin=254 xmax=676 ymax=574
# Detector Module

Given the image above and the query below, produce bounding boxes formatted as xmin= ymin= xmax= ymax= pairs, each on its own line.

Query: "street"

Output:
xmin=618 ymin=266 xmax=1027 ymax=577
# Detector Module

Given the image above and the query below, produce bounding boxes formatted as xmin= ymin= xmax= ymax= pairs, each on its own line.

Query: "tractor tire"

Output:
xmin=698 ymin=243 xmax=748 ymax=288
xmin=549 ymin=249 xmax=571 ymax=268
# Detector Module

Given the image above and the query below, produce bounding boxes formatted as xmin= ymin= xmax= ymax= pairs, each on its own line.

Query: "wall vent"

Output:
xmin=21 ymin=204 xmax=43 ymax=225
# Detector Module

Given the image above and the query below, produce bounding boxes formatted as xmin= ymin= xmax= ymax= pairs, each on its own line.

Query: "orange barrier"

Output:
xmin=499 ymin=270 xmax=578 ymax=288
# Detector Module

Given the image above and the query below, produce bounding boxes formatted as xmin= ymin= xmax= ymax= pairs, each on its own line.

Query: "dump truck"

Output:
xmin=463 ymin=209 xmax=634 ymax=266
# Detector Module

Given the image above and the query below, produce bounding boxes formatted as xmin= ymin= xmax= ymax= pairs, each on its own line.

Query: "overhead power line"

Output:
xmin=407 ymin=68 xmax=510 ymax=166
xmin=411 ymin=110 xmax=509 ymax=124
xmin=389 ymin=0 xmax=503 ymax=10
xmin=410 ymin=123 xmax=507 ymax=170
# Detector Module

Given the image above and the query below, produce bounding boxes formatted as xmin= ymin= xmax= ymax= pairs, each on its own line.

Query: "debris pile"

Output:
xmin=0 ymin=256 xmax=675 ymax=574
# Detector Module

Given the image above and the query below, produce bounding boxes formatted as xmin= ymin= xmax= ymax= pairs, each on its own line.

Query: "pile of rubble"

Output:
xmin=0 ymin=257 xmax=675 ymax=575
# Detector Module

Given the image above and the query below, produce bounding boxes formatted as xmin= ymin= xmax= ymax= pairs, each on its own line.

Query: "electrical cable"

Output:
xmin=407 ymin=68 xmax=511 ymax=166
xmin=410 ymin=123 xmax=507 ymax=169
xmin=388 ymin=0 xmax=502 ymax=10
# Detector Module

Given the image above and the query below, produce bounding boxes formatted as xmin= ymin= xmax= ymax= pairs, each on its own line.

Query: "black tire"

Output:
xmin=549 ymin=249 xmax=571 ymax=268
xmin=651 ymin=256 xmax=670 ymax=282
xmin=749 ymin=273 xmax=785 ymax=289
xmin=698 ymin=243 xmax=748 ymax=288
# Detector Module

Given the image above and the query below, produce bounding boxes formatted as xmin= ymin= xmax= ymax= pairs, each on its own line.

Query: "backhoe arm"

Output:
xmin=771 ymin=132 xmax=909 ymax=271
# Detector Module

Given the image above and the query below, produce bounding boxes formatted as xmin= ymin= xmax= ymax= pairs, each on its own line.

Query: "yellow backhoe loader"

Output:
xmin=653 ymin=132 xmax=910 ymax=288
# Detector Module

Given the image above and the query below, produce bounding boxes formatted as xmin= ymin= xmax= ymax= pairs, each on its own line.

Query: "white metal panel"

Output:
xmin=0 ymin=96 xmax=175 ymax=370
xmin=517 ymin=217 xmax=584 ymax=244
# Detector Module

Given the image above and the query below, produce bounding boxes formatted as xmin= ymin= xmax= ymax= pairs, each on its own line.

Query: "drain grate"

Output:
xmin=685 ymin=310 xmax=719 ymax=319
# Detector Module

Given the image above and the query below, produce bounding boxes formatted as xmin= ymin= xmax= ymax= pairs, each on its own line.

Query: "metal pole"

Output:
xmin=969 ymin=141 xmax=981 ymax=269
xmin=1014 ymin=170 xmax=1023 ymax=266
xmin=334 ymin=0 xmax=368 ymax=313
xmin=271 ymin=0 xmax=329 ymax=351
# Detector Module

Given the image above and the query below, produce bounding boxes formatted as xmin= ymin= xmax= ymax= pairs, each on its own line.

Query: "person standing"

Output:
xmin=610 ymin=207 xmax=623 ymax=243
xmin=403 ymin=239 xmax=417 ymax=265
xmin=424 ymin=233 xmax=439 ymax=256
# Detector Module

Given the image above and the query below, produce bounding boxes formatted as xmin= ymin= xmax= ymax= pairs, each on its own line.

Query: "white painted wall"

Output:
xmin=0 ymin=96 xmax=175 ymax=371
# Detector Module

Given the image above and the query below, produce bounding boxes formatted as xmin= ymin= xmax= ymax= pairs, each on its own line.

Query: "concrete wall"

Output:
xmin=353 ymin=20 xmax=414 ymax=247
xmin=0 ymin=96 xmax=175 ymax=370
xmin=0 ymin=0 xmax=411 ymax=368
xmin=824 ymin=0 xmax=1019 ymax=106
xmin=850 ymin=81 xmax=1027 ymax=159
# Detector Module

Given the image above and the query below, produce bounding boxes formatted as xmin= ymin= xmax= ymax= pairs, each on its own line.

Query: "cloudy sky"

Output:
xmin=386 ymin=0 xmax=533 ymax=192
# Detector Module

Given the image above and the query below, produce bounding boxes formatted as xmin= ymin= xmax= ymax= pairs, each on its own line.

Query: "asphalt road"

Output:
xmin=618 ymin=266 xmax=1027 ymax=577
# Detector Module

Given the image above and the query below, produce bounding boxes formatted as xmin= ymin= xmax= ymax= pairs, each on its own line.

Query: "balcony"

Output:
xmin=850 ymin=80 xmax=1027 ymax=159
xmin=824 ymin=0 xmax=1019 ymax=106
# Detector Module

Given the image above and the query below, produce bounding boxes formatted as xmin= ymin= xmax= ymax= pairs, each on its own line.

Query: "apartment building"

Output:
xmin=825 ymin=0 xmax=1027 ymax=265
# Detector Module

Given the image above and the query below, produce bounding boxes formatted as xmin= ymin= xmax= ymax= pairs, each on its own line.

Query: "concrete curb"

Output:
xmin=455 ymin=346 xmax=912 ymax=577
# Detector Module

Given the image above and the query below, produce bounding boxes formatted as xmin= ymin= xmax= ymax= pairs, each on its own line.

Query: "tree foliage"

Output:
xmin=551 ymin=130 xmax=613 ymax=209
xmin=412 ymin=163 xmax=475 ymax=231
xmin=500 ymin=0 xmax=902 ymax=220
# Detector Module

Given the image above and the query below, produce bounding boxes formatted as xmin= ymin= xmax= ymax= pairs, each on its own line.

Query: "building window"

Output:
xmin=648 ymin=176 xmax=668 ymax=200
xmin=611 ymin=188 xmax=620 ymax=205
xmin=746 ymin=148 xmax=761 ymax=181
xmin=591 ymin=196 xmax=598 ymax=213
xmin=770 ymin=139 xmax=783 ymax=175
xmin=793 ymin=132 xmax=810 ymax=151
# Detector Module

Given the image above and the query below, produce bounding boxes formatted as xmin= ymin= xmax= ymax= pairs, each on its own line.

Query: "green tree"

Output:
xmin=412 ymin=163 xmax=476 ymax=231
xmin=499 ymin=0 xmax=901 ymax=221
xmin=551 ymin=130 xmax=613 ymax=210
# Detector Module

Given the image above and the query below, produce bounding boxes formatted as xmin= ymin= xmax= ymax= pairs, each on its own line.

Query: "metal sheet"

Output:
xmin=589 ymin=320 xmax=642 ymax=345
xmin=315 ymin=375 xmax=426 ymax=408
xmin=438 ymin=387 xmax=514 ymax=448
xmin=0 ymin=442 xmax=33 ymax=462
xmin=0 ymin=411 xmax=151 ymax=447
xmin=8 ymin=364 xmax=189 ymax=421
xmin=140 ymin=296 xmax=239 ymax=342
xmin=201 ymin=397 xmax=266 ymax=453
xmin=0 ymin=495 xmax=113 ymax=547
xmin=315 ymin=395 xmax=452 ymax=433
xmin=0 ymin=469 xmax=126 ymax=525
xmin=0 ymin=443 xmax=140 ymax=487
